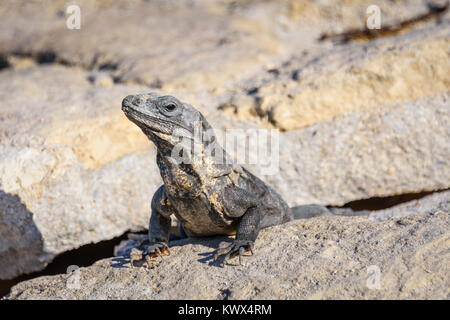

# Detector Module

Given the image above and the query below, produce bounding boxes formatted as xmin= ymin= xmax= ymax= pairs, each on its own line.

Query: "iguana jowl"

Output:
xmin=122 ymin=93 xmax=350 ymax=265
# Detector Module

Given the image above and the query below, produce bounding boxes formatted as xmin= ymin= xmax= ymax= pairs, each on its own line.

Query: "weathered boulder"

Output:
xmin=369 ymin=190 xmax=450 ymax=221
xmin=0 ymin=0 xmax=440 ymax=90
xmin=4 ymin=191 xmax=449 ymax=299
xmin=0 ymin=0 xmax=449 ymax=281
xmin=0 ymin=65 xmax=160 ymax=279
xmin=0 ymin=191 xmax=50 ymax=279
xmin=220 ymin=22 xmax=450 ymax=205
xmin=222 ymin=25 xmax=450 ymax=131
xmin=268 ymin=93 xmax=450 ymax=206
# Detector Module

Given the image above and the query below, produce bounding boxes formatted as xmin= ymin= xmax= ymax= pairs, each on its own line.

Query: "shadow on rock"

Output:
xmin=110 ymin=234 xmax=233 ymax=269
xmin=0 ymin=190 xmax=51 ymax=280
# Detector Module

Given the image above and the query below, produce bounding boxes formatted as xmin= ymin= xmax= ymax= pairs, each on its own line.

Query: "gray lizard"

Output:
xmin=122 ymin=93 xmax=366 ymax=265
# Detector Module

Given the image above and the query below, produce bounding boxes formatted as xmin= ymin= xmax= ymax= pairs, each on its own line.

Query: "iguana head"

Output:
xmin=122 ymin=93 xmax=215 ymax=152
xmin=123 ymin=93 xmax=238 ymax=178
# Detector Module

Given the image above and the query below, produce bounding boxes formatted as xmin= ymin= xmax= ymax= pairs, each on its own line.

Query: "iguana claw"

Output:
xmin=141 ymin=241 xmax=170 ymax=258
xmin=213 ymin=240 xmax=254 ymax=265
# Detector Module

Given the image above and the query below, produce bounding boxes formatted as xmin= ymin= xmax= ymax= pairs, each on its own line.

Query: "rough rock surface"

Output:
xmin=0 ymin=66 xmax=161 ymax=279
xmin=5 ymin=192 xmax=449 ymax=300
xmin=0 ymin=0 xmax=449 ymax=280
xmin=269 ymin=93 xmax=450 ymax=205
xmin=369 ymin=190 xmax=450 ymax=221
xmin=1 ymin=0 xmax=437 ymax=90
xmin=222 ymin=24 xmax=450 ymax=130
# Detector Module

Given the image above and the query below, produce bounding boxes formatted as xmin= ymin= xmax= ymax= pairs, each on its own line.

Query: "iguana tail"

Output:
xmin=291 ymin=204 xmax=370 ymax=219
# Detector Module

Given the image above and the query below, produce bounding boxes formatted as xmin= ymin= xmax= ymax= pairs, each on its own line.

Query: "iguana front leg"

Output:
xmin=214 ymin=206 xmax=261 ymax=265
xmin=140 ymin=185 xmax=175 ymax=258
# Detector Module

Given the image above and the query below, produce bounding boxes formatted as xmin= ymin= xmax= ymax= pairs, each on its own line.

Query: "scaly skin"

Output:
xmin=121 ymin=93 xmax=362 ymax=265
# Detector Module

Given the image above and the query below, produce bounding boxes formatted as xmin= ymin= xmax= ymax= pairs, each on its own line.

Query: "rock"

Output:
xmin=267 ymin=93 xmax=450 ymax=206
xmin=1 ymin=0 xmax=449 ymax=280
xmin=0 ymin=191 xmax=51 ymax=279
xmin=216 ymin=22 xmax=450 ymax=205
xmin=369 ymin=190 xmax=450 ymax=221
xmin=219 ymin=20 xmax=450 ymax=130
xmin=5 ymin=192 xmax=449 ymax=299
xmin=0 ymin=65 xmax=161 ymax=279
xmin=268 ymin=34 xmax=449 ymax=131
xmin=0 ymin=0 xmax=289 ymax=90
xmin=0 ymin=0 xmax=439 ymax=90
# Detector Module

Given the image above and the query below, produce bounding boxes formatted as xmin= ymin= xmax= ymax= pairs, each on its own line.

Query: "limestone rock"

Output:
xmin=268 ymin=93 xmax=450 ymax=206
xmin=0 ymin=0 xmax=437 ymax=91
xmin=1 ymin=0 xmax=449 ymax=281
xmin=215 ymin=22 xmax=450 ymax=205
xmin=5 ymin=192 xmax=449 ymax=299
xmin=220 ymin=21 xmax=450 ymax=130
xmin=369 ymin=190 xmax=450 ymax=221
xmin=0 ymin=65 xmax=160 ymax=279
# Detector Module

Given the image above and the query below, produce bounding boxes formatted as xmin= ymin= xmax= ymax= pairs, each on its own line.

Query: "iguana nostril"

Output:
xmin=121 ymin=95 xmax=134 ymax=110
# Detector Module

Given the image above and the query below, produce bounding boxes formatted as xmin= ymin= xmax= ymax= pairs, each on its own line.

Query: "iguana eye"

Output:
xmin=158 ymin=96 xmax=182 ymax=116
xmin=164 ymin=103 xmax=177 ymax=112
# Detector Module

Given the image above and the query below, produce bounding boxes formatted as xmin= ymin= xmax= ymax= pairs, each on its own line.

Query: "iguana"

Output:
xmin=122 ymin=93 xmax=365 ymax=265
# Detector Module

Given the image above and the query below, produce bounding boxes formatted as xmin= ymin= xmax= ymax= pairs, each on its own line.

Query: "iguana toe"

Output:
xmin=142 ymin=242 xmax=170 ymax=259
xmin=214 ymin=240 xmax=253 ymax=265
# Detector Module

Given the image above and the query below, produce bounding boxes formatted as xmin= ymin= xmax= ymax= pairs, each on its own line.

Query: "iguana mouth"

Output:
xmin=122 ymin=106 xmax=165 ymax=134
xmin=123 ymin=104 xmax=190 ymax=136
